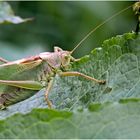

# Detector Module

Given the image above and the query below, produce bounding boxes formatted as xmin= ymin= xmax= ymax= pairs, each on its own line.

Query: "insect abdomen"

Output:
xmin=0 ymin=87 xmax=38 ymax=108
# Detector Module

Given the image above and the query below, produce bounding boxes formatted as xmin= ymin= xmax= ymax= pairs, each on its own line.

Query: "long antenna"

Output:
xmin=71 ymin=4 xmax=132 ymax=54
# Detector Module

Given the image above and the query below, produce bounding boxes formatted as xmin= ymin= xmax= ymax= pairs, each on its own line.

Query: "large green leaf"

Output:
xmin=51 ymin=32 xmax=140 ymax=108
xmin=0 ymin=32 xmax=140 ymax=119
xmin=0 ymin=2 xmax=31 ymax=24
xmin=0 ymin=99 xmax=140 ymax=138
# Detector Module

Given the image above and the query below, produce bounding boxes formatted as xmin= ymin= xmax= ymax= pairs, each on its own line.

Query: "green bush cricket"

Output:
xmin=0 ymin=3 xmax=137 ymax=110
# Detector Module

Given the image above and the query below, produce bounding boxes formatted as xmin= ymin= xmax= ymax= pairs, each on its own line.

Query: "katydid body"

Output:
xmin=0 ymin=47 xmax=105 ymax=109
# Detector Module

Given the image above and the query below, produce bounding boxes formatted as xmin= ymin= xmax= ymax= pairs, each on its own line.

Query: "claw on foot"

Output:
xmin=99 ymin=80 xmax=106 ymax=84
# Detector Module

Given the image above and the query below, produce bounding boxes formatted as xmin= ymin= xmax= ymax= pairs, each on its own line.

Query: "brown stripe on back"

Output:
xmin=21 ymin=55 xmax=41 ymax=63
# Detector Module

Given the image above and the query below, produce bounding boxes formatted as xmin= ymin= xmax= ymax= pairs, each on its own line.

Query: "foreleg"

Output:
xmin=45 ymin=79 xmax=54 ymax=108
xmin=59 ymin=71 xmax=105 ymax=84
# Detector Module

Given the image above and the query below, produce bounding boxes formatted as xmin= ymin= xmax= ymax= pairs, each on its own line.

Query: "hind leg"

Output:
xmin=0 ymin=57 xmax=9 ymax=63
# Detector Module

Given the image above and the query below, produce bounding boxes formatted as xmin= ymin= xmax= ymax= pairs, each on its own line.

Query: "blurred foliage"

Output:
xmin=0 ymin=2 xmax=32 ymax=24
xmin=0 ymin=1 xmax=135 ymax=60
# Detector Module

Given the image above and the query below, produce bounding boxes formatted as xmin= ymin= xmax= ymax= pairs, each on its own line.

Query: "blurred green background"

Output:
xmin=0 ymin=1 xmax=136 ymax=61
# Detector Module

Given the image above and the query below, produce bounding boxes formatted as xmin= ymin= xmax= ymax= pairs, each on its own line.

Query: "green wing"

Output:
xmin=0 ymin=59 xmax=47 ymax=108
xmin=0 ymin=59 xmax=42 ymax=80
xmin=0 ymin=80 xmax=43 ymax=90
